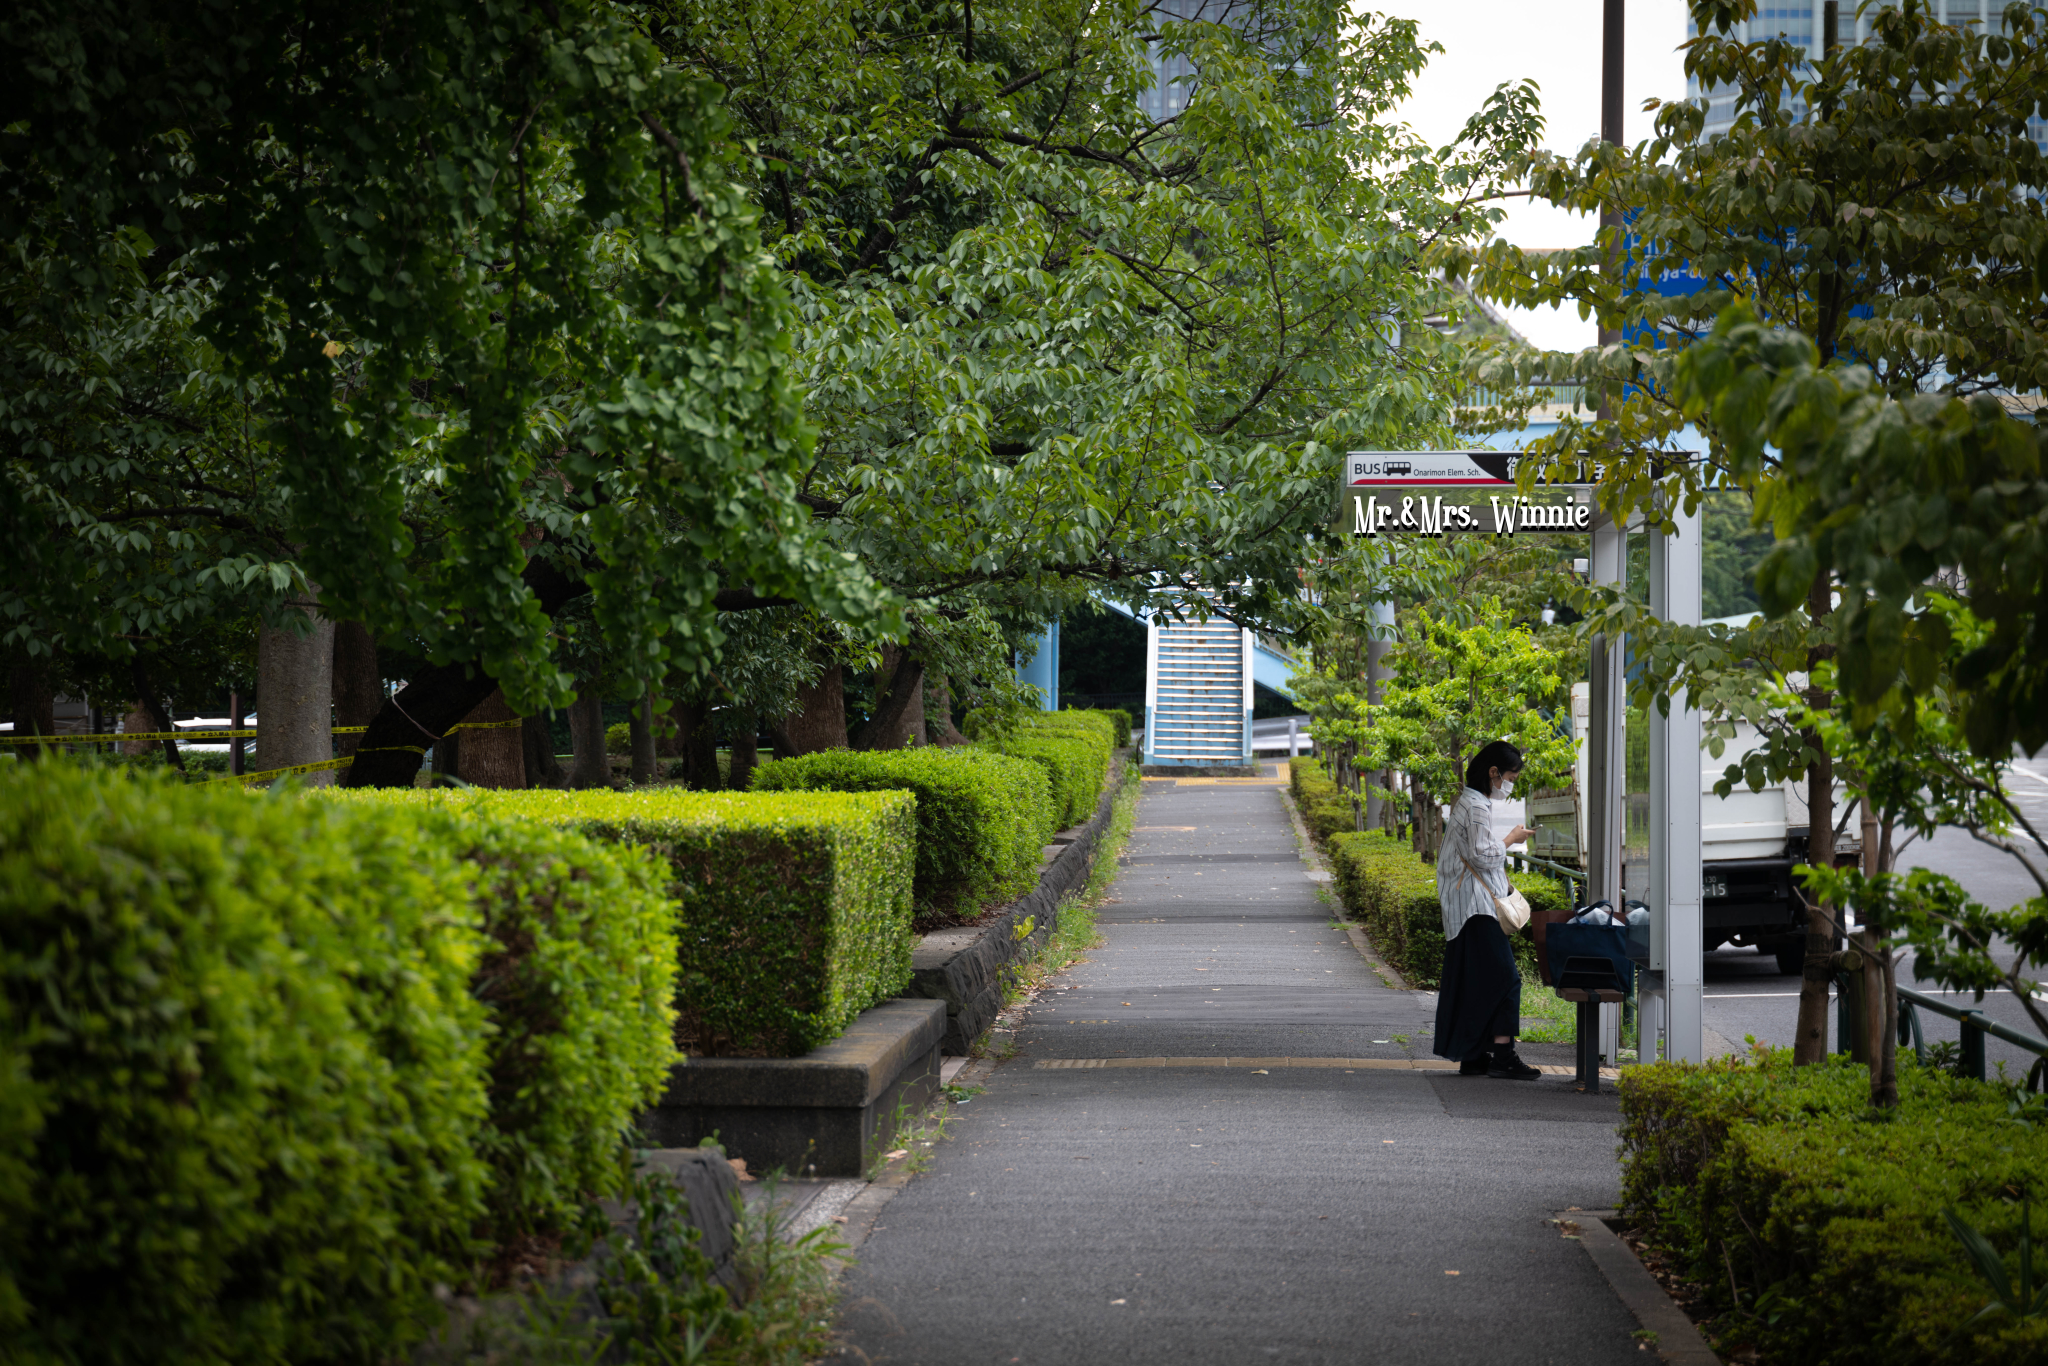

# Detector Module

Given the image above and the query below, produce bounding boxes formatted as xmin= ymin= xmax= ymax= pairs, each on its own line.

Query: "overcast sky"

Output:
xmin=1380 ymin=1 xmax=1690 ymax=351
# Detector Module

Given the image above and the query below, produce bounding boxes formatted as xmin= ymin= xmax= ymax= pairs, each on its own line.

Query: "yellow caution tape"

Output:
xmin=5 ymin=717 xmax=523 ymax=746
xmin=3 ymin=726 xmax=369 ymax=745
xmin=211 ymin=756 xmax=356 ymax=785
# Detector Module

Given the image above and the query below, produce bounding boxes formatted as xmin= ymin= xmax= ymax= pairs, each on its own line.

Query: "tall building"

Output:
xmin=1686 ymin=1 xmax=2046 ymax=150
xmin=1138 ymin=1 xmax=1263 ymax=124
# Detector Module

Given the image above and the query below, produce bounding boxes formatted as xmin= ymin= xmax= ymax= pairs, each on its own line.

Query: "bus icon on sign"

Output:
xmin=1383 ymin=461 xmax=1412 ymax=477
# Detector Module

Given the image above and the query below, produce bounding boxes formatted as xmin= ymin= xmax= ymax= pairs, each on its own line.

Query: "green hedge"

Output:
xmin=468 ymin=789 xmax=917 ymax=1057
xmin=1290 ymin=755 xmax=1357 ymax=844
xmin=989 ymin=712 xmax=1112 ymax=827
xmin=1323 ymin=829 xmax=1566 ymax=987
xmin=1618 ymin=1051 xmax=2048 ymax=1364
xmin=1 ymin=764 xmax=491 ymax=1365
xmin=1068 ymin=706 xmax=1132 ymax=748
xmin=749 ymin=748 xmax=1052 ymax=926
xmin=404 ymin=800 xmax=680 ymax=1244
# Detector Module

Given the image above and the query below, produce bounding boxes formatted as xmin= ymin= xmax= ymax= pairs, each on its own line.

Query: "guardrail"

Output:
xmin=1896 ymin=983 xmax=2048 ymax=1092
xmin=1511 ymin=852 xmax=1589 ymax=891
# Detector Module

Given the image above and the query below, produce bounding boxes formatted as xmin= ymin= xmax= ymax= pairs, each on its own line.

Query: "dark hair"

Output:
xmin=1465 ymin=740 xmax=1524 ymax=795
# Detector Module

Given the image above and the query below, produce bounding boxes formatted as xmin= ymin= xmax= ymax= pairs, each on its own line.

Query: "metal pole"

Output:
xmin=1648 ymin=496 xmax=1705 ymax=1063
xmin=1588 ymin=516 xmax=1629 ymax=1062
xmin=1363 ymin=598 xmax=1393 ymax=828
xmin=1602 ymin=0 xmax=1624 ymax=149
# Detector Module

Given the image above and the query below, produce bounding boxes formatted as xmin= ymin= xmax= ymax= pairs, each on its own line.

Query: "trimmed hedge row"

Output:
xmin=409 ymin=801 xmax=681 ymax=1245
xmin=989 ymin=711 xmax=1113 ymax=828
xmin=0 ymin=765 xmax=679 ymax=1365
xmin=1321 ymin=830 xmax=1566 ymax=987
xmin=431 ymin=789 xmax=918 ymax=1057
xmin=1077 ymin=706 xmax=1133 ymax=748
xmin=1618 ymin=1051 xmax=2048 ymax=1364
xmin=750 ymin=747 xmax=1052 ymax=927
xmin=1290 ymin=754 xmax=1357 ymax=843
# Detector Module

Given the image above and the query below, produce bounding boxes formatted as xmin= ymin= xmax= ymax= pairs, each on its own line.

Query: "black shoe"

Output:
xmin=1488 ymin=1051 xmax=1541 ymax=1080
xmin=1458 ymin=1056 xmax=1490 ymax=1076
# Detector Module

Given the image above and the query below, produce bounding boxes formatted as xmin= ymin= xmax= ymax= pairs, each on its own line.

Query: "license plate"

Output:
xmin=1703 ymin=875 xmax=1729 ymax=899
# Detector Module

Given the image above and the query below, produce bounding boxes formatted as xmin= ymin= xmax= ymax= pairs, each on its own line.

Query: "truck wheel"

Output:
xmin=1773 ymin=945 xmax=1803 ymax=977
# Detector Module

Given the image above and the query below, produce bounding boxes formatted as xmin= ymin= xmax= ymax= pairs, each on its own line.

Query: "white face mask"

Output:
xmin=1492 ymin=778 xmax=1514 ymax=800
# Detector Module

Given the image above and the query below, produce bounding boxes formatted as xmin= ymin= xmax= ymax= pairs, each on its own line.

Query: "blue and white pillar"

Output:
xmin=1016 ymin=620 xmax=1059 ymax=711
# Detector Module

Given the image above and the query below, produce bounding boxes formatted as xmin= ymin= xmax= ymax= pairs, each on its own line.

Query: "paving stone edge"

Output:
xmin=1569 ymin=1210 xmax=1722 ymax=1364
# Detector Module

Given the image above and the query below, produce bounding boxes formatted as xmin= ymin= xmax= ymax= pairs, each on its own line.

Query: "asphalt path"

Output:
xmin=832 ymin=772 xmax=1646 ymax=1366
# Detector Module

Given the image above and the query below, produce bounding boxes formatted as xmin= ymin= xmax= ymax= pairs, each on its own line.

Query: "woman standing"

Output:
xmin=1432 ymin=739 xmax=1541 ymax=1079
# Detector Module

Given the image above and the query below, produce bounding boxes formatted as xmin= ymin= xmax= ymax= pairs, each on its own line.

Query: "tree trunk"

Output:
xmin=1794 ymin=571 xmax=1837 ymax=1065
xmin=331 ymin=621 xmax=382 ymax=758
xmin=255 ymin=595 xmax=337 ymax=784
xmin=727 ymin=711 xmax=759 ymax=790
xmin=337 ymin=556 xmax=586 ymax=789
xmin=567 ymin=687 xmax=610 ymax=789
xmin=926 ymin=675 xmax=970 ymax=746
xmin=667 ymin=697 xmax=718 ymax=789
xmin=630 ymin=688 xmax=657 ymax=785
xmin=522 ymin=713 xmax=564 ymax=789
xmin=687 ymin=706 xmax=717 ymax=790
xmin=1365 ymin=633 xmax=1389 ymax=827
xmin=432 ymin=729 xmax=458 ymax=781
xmin=8 ymin=655 xmax=56 ymax=758
xmin=228 ymin=691 xmax=248 ymax=775
xmin=656 ymin=697 xmax=686 ymax=759
xmin=127 ymin=656 xmax=184 ymax=771
xmin=455 ymin=688 xmax=526 ymax=789
xmin=118 ymin=703 xmax=154 ymax=756
xmin=778 ymin=650 xmax=847 ymax=754
xmin=1874 ymin=950 xmax=1900 ymax=1109
xmin=852 ymin=645 xmax=925 ymax=750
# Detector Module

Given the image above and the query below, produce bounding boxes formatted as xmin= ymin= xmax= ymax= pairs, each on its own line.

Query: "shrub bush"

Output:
xmin=606 ymin=720 xmax=631 ymax=755
xmin=1324 ymin=829 xmax=1563 ymax=987
xmin=1070 ymin=707 xmax=1132 ymax=748
xmin=988 ymin=712 xmax=1112 ymax=827
xmin=1289 ymin=755 xmax=1357 ymax=844
xmin=749 ymin=748 xmax=1053 ymax=926
xmin=0 ymin=764 xmax=491 ymax=1366
xmin=1618 ymin=1050 xmax=2048 ymax=1364
xmin=461 ymin=789 xmax=917 ymax=1057
xmin=389 ymin=798 xmax=682 ymax=1245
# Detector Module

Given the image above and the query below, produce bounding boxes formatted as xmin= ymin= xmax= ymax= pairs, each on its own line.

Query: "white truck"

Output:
xmin=1524 ymin=682 xmax=1852 ymax=975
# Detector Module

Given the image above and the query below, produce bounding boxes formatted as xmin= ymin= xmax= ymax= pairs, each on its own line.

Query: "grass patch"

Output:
xmin=1519 ymin=970 xmax=1577 ymax=1044
xmin=1519 ymin=972 xmax=1641 ymax=1051
xmin=415 ymin=1159 xmax=845 ymax=1366
xmin=1002 ymin=757 xmax=1140 ymax=1002
xmin=865 ymin=1100 xmax=955 ymax=1180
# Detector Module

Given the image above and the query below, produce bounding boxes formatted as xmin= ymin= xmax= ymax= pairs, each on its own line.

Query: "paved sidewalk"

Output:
xmin=833 ymin=772 xmax=1644 ymax=1365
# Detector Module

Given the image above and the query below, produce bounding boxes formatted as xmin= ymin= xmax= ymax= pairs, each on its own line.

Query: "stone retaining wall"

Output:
xmin=905 ymin=755 xmax=1124 ymax=1053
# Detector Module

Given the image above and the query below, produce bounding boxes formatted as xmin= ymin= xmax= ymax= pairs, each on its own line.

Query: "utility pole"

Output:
xmin=1585 ymin=0 xmax=1630 ymax=1062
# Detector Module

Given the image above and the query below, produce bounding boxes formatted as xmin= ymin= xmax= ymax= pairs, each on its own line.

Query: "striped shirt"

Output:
xmin=1437 ymin=786 xmax=1510 ymax=939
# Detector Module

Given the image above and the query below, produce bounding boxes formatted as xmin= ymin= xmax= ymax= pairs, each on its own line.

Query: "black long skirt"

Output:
xmin=1432 ymin=915 xmax=1521 ymax=1061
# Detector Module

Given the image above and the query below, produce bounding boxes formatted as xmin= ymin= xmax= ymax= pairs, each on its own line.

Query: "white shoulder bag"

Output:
xmin=1460 ymin=852 xmax=1531 ymax=935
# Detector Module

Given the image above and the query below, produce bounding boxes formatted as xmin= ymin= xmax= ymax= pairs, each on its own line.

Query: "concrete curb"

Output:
xmin=637 ymin=999 xmax=946 ymax=1177
xmin=905 ymin=756 xmax=1126 ymax=1053
xmin=835 ymin=1056 xmax=998 ymax=1258
xmin=1567 ymin=1210 xmax=1721 ymax=1364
